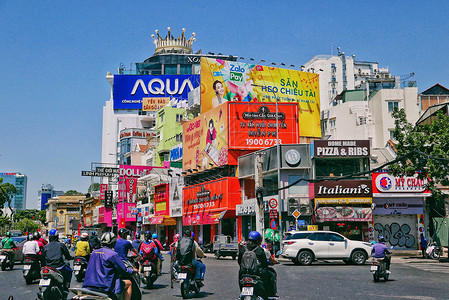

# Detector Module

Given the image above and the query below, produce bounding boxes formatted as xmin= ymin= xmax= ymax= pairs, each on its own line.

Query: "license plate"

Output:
xmin=241 ymin=287 xmax=254 ymax=296
xmin=0 ymin=255 xmax=6 ymax=260
xmin=39 ymin=279 xmax=51 ymax=287
xmin=74 ymin=265 xmax=81 ymax=271
xmin=178 ymin=273 xmax=187 ymax=280
xmin=144 ymin=266 xmax=152 ymax=271
xmin=371 ymin=265 xmax=378 ymax=271
xmin=23 ymin=265 xmax=31 ymax=270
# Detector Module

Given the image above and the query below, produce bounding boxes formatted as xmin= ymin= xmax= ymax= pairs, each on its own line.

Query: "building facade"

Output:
xmin=37 ymin=184 xmax=64 ymax=211
xmin=0 ymin=172 xmax=27 ymax=211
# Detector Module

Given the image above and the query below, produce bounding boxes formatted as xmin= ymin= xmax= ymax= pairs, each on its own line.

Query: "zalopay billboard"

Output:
xmin=200 ymin=57 xmax=320 ymax=137
xmin=113 ymin=74 xmax=200 ymax=110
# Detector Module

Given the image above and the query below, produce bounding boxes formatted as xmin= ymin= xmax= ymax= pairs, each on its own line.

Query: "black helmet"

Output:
xmin=101 ymin=232 xmax=117 ymax=247
xmin=144 ymin=230 xmax=152 ymax=241
xmin=378 ymin=236 xmax=386 ymax=243
xmin=183 ymin=229 xmax=191 ymax=237
xmin=28 ymin=234 xmax=34 ymax=241
xmin=33 ymin=231 xmax=41 ymax=240
xmin=91 ymin=231 xmax=97 ymax=236
xmin=118 ymin=228 xmax=129 ymax=239
xmin=135 ymin=233 xmax=141 ymax=240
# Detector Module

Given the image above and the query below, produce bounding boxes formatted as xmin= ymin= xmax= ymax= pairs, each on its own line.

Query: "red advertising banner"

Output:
xmin=100 ymin=184 xmax=108 ymax=201
xmin=182 ymin=177 xmax=241 ymax=225
xmin=372 ymin=172 xmax=431 ymax=196
xmin=155 ymin=183 xmax=169 ymax=216
xmin=118 ymin=165 xmax=165 ymax=202
xmin=228 ymin=103 xmax=299 ymax=149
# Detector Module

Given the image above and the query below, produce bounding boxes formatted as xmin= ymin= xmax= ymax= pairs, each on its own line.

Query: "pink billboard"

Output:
xmin=118 ymin=165 xmax=166 ymax=202
xmin=99 ymin=207 xmax=113 ymax=227
xmin=117 ymin=202 xmax=137 ymax=222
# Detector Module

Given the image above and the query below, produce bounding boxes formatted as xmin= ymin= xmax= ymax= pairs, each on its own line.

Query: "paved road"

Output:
xmin=2 ymin=253 xmax=449 ymax=299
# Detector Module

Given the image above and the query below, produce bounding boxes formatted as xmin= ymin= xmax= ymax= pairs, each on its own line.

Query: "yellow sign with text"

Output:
xmin=315 ymin=198 xmax=372 ymax=205
xmin=308 ymin=225 xmax=318 ymax=231
xmin=142 ymin=97 xmax=170 ymax=111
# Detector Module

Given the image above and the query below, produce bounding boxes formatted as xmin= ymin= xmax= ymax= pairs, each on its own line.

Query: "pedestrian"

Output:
xmin=420 ymin=234 xmax=428 ymax=258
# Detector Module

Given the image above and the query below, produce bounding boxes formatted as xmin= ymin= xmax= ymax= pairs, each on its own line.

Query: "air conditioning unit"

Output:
xmin=287 ymin=198 xmax=299 ymax=216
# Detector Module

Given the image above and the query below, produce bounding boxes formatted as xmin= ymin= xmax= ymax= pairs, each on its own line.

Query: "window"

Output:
xmin=389 ymin=129 xmax=396 ymax=141
xmin=329 ymin=119 xmax=336 ymax=129
xmin=322 ymin=120 xmax=328 ymax=131
xmin=326 ymin=233 xmax=345 ymax=242
xmin=387 ymin=101 xmax=399 ymax=112
xmin=308 ymin=233 xmax=328 ymax=241
xmin=176 ymin=133 xmax=183 ymax=142
xmin=176 ymin=114 xmax=183 ymax=123
xmin=290 ymin=233 xmax=311 ymax=240
xmin=358 ymin=117 xmax=366 ymax=125
xmin=159 ymin=113 xmax=164 ymax=123
xmin=288 ymin=174 xmax=308 ymax=195
xmin=164 ymin=64 xmax=178 ymax=75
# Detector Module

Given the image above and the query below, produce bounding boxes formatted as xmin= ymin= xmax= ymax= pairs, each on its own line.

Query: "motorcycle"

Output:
xmin=0 ymin=249 xmax=15 ymax=271
xmin=37 ymin=266 xmax=66 ymax=300
xmin=69 ymin=269 xmax=141 ymax=300
xmin=426 ymin=242 xmax=443 ymax=260
xmin=23 ymin=256 xmax=41 ymax=284
xmin=140 ymin=258 xmax=158 ymax=289
xmin=371 ymin=254 xmax=391 ymax=282
xmin=73 ymin=256 xmax=88 ymax=282
xmin=178 ymin=262 xmax=201 ymax=299
xmin=239 ymin=274 xmax=266 ymax=300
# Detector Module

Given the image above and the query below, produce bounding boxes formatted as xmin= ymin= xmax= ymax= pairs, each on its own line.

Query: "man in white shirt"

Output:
xmin=22 ymin=234 xmax=40 ymax=259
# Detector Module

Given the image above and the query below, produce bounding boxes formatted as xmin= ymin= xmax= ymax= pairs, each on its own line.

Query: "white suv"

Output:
xmin=281 ymin=230 xmax=372 ymax=265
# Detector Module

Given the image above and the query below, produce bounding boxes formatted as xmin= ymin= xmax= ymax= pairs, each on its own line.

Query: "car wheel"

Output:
xmin=297 ymin=250 xmax=313 ymax=266
xmin=292 ymin=257 xmax=300 ymax=265
xmin=351 ymin=250 xmax=367 ymax=265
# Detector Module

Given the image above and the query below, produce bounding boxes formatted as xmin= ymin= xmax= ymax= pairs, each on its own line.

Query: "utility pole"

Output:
xmin=255 ymin=152 xmax=265 ymax=244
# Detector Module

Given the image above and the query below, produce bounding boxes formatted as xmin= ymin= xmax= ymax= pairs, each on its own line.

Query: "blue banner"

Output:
xmin=113 ymin=74 xmax=200 ymax=109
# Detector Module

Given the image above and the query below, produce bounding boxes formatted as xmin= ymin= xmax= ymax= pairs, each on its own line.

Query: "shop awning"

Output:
xmin=150 ymin=216 xmax=164 ymax=224
xmin=163 ymin=217 xmax=177 ymax=226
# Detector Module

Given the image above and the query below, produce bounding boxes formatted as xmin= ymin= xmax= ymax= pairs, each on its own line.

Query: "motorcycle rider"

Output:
xmin=34 ymin=231 xmax=46 ymax=267
xmin=139 ymin=231 xmax=158 ymax=272
xmin=42 ymin=229 xmax=73 ymax=299
xmin=152 ymin=233 xmax=164 ymax=275
xmin=75 ymin=232 xmax=91 ymax=261
xmin=22 ymin=233 xmax=40 ymax=261
xmin=88 ymin=231 xmax=101 ymax=250
xmin=83 ymin=232 xmax=138 ymax=300
xmin=372 ymin=236 xmax=392 ymax=271
xmin=34 ymin=231 xmax=48 ymax=247
xmin=238 ymin=231 xmax=278 ymax=299
xmin=132 ymin=233 xmax=142 ymax=252
xmin=1 ymin=232 xmax=16 ymax=266
xmin=175 ymin=229 xmax=206 ymax=287
xmin=115 ymin=228 xmax=140 ymax=263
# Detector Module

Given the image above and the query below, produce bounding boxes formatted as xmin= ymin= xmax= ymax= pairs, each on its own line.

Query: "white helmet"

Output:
xmin=81 ymin=232 xmax=89 ymax=239
xmin=100 ymin=232 xmax=117 ymax=247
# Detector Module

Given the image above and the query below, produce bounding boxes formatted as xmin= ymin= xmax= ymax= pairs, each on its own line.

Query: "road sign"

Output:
xmin=308 ymin=225 xmax=318 ymax=231
xmin=105 ymin=190 xmax=113 ymax=208
xmin=269 ymin=209 xmax=278 ymax=219
xmin=292 ymin=209 xmax=301 ymax=219
xmin=270 ymin=219 xmax=278 ymax=230
xmin=268 ymin=198 xmax=278 ymax=209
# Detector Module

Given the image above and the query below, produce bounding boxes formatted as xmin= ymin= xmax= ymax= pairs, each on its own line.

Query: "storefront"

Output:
xmin=372 ymin=172 xmax=430 ymax=249
xmin=183 ymin=177 xmax=241 ymax=245
xmin=312 ymin=180 xmax=373 ymax=241
xmin=117 ymin=202 xmax=137 ymax=231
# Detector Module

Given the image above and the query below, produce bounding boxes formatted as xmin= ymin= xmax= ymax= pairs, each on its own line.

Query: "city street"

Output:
xmin=2 ymin=253 xmax=449 ymax=299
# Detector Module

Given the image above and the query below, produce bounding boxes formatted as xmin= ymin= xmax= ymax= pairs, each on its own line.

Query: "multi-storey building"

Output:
xmin=37 ymin=184 xmax=64 ymax=211
xmin=0 ymin=172 xmax=27 ymax=211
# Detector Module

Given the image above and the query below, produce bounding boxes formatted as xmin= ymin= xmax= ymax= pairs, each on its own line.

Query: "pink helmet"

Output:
xmin=173 ymin=234 xmax=181 ymax=241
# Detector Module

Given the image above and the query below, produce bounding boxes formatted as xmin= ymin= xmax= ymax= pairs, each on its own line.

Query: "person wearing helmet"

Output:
xmin=238 ymin=231 xmax=278 ymax=299
xmin=174 ymin=229 xmax=206 ymax=287
xmin=83 ymin=232 xmax=138 ymax=300
xmin=22 ymin=233 xmax=40 ymax=261
xmin=42 ymin=229 xmax=73 ymax=299
xmin=372 ymin=236 xmax=392 ymax=270
xmin=115 ymin=228 xmax=140 ymax=263
xmin=169 ymin=234 xmax=181 ymax=257
xmin=152 ymin=233 xmax=164 ymax=276
xmin=75 ymin=232 xmax=91 ymax=261
xmin=132 ymin=232 xmax=142 ymax=252
xmin=1 ymin=232 xmax=17 ymax=266
xmin=34 ymin=231 xmax=48 ymax=246
xmin=89 ymin=231 xmax=101 ymax=250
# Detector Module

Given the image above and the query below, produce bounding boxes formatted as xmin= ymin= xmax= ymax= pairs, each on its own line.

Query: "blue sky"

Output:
xmin=1 ymin=1 xmax=448 ymax=209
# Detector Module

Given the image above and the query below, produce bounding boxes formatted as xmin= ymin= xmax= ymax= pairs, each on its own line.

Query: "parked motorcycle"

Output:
xmin=178 ymin=262 xmax=201 ymax=299
xmin=73 ymin=256 xmax=88 ymax=282
xmin=23 ymin=256 xmax=41 ymax=284
xmin=371 ymin=254 xmax=391 ymax=282
xmin=140 ymin=258 xmax=158 ymax=289
xmin=37 ymin=266 xmax=66 ymax=300
xmin=0 ymin=249 xmax=15 ymax=271
xmin=239 ymin=273 xmax=266 ymax=300
xmin=426 ymin=242 xmax=443 ymax=260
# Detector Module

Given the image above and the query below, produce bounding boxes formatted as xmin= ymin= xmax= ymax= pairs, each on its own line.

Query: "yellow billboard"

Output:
xmin=200 ymin=57 xmax=321 ymax=137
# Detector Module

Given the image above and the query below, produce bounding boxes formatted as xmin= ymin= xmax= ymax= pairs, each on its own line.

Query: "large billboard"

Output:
xmin=113 ymin=74 xmax=200 ymax=110
xmin=183 ymin=102 xmax=229 ymax=171
xmin=200 ymin=57 xmax=320 ymax=137
xmin=228 ymin=102 xmax=299 ymax=149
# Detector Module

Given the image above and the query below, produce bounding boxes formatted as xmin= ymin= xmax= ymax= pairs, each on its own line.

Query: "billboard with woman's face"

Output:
xmin=200 ymin=58 xmax=321 ymax=137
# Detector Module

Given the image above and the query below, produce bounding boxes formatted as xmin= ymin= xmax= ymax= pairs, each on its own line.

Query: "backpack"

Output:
xmin=140 ymin=241 xmax=156 ymax=260
xmin=176 ymin=237 xmax=194 ymax=266
xmin=239 ymin=245 xmax=261 ymax=275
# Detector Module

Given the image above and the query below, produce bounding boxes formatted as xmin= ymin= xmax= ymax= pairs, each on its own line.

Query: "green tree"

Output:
xmin=64 ymin=190 xmax=84 ymax=196
xmin=88 ymin=183 xmax=100 ymax=193
xmin=14 ymin=209 xmax=39 ymax=221
xmin=390 ymin=108 xmax=449 ymax=202
xmin=15 ymin=218 xmax=39 ymax=234
xmin=38 ymin=210 xmax=47 ymax=224
xmin=0 ymin=177 xmax=18 ymax=216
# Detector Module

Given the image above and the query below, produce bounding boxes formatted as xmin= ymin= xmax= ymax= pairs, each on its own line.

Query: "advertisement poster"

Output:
xmin=372 ymin=172 xmax=431 ymax=197
xmin=316 ymin=206 xmax=373 ymax=222
xmin=118 ymin=165 xmax=165 ymax=202
xmin=114 ymin=74 xmax=200 ymax=109
xmin=200 ymin=57 xmax=320 ymax=137
xmin=182 ymin=177 xmax=241 ymax=225
xmin=228 ymin=103 xmax=299 ymax=149
xmin=183 ymin=103 xmax=228 ymax=171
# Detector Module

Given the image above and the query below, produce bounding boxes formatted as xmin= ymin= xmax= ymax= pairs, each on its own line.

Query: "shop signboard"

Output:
xmin=182 ymin=177 xmax=241 ymax=225
xmin=118 ymin=165 xmax=165 ymax=202
xmin=154 ymin=183 xmax=169 ymax=216
xmin=373 ymin=198 xmax=424 ymax=215
xmin=236 ymin=200 xmax=257 ymax=216
xmin=119 ymin=129 xmax=155 ymax=140
xmin=314 ymin=180 xmax=372 ymax=199
xmin=312 ymin=140 xmax=370 ymax=158
xmin=372 ymin=172 xmax=431 ymax=197
xmin=316 ymin=206 xmax=373 ymax=222
xmin=228 ymin=103 xmax=299 ymax=150
xmin=100 ymin=184 xmax=108 ymax=201
xmin=169 ymin=169 xmax=183 ymax=218
xmin=170 ymin=144 xmax=183 ymax=162
xmin=117 ymin=202 xmax=137 ymax=222
xmin=200 ymin=57 xmax=320 ymax=137
xmin=113 ymin=74 xmax=200 ymax=110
